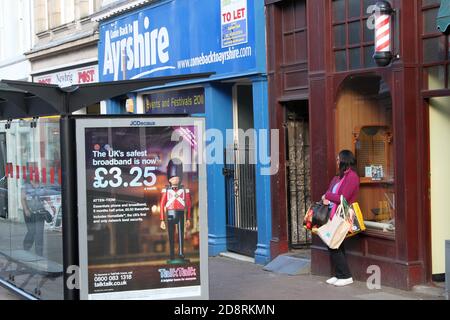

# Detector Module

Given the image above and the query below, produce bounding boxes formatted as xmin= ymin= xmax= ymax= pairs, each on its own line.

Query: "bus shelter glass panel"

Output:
xmin=33 ymin=118 xmax=63 ymax=300
xmin=0 ymin=121 xmax=12 ymax=284
xmin=0 ymin=118 xmax=63 ymax=300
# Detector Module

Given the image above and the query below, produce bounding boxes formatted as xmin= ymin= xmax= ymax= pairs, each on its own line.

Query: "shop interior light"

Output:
xmin=373 ymin=0 xmax=394 ymax=67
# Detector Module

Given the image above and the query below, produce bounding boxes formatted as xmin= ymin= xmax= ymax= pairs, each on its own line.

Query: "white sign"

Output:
xmin=34 ymin=65 xmax=99 ymax=87
xmin=221 ymin=0 xmax=248 ymax=48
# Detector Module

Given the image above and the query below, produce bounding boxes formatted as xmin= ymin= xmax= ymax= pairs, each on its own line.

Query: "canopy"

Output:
xmin=0 ymin=73 xmax=213 ymax=120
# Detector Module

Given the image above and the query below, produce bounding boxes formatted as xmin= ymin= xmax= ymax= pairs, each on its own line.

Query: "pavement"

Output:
xmin=0 ymin=254 xmax=446 ymax=300
xmin=208 ymin=255 xmax=446 ymax=300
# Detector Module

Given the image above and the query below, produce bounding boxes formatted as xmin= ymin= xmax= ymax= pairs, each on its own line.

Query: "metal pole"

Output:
xmin=60 ymin=115 xmax=79 ymax=300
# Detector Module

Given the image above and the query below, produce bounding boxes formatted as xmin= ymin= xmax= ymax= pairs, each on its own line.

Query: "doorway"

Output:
xmin=223 ymin=84 xmax=257 ymax=257
xmin=285 ymin=101 xmax=312 ymax=248
xmin=429 ymin=97 xmax=450 ymax=277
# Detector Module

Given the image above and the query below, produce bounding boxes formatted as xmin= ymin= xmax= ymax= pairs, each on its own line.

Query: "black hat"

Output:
xmin=167 ymin=158 xmax=183 ymax=182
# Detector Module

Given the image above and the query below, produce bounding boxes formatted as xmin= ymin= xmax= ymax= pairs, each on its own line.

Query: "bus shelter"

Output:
xmin=0 ymin=73 xmax=211 ymax=300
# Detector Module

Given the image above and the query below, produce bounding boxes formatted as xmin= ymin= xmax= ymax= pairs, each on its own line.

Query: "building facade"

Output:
xmin=0 ymin=0 xmax=33 ymax=81
xmin=266 ymin=0 xmax=450 ymax=290
xmin=26 ymin=0 xmax=102 ymax=111
xmin=94 ymin=0 xmax=272 ymax=265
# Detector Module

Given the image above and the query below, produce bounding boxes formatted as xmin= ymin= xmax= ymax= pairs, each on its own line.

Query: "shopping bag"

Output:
xmin=303 ymin=202 xmax=331 ymax=230
xmin=312 ymin=202 xmax=330 ymax=227
xmin=346 ymin=202 xmax=366 ymax=238
xmin=317 ymin=196 xmax=351 ymax=249
xmin=303 ymin=206 xmax=314 ymax=230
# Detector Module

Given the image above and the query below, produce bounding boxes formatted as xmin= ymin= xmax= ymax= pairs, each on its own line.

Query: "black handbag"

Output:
xmin=311 ymin=202 xmax=330 ymax=227
xmin=34 ymin=210 xmax=53 ymax=223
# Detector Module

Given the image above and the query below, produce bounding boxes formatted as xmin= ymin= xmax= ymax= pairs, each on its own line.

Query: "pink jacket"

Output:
xmin=325 ymin=169 xmax=360 ymax=206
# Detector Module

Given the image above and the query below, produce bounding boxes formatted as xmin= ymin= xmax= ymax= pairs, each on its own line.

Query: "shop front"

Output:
xmin=266 ymin=0 xmax=448 ymax=290
xmin=421 ymin=0 xmax=450 ymax=281
xmin=95 ymin=0 xmax=272 ymax=264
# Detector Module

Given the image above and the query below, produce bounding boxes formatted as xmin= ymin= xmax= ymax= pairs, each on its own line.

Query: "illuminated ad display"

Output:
xmin=76 ymin=117 xmax=208 ymax=300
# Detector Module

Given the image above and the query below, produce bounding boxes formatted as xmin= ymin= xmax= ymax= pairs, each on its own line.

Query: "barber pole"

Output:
xmin=373 ymin=1 xmax=394 ymax=67
xmin=375 ymin=14 xmax=390 ymax=52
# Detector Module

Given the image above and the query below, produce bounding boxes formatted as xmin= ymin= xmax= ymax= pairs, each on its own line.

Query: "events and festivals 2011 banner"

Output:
xmin=76 ymin=117 xmax=208 ymax=300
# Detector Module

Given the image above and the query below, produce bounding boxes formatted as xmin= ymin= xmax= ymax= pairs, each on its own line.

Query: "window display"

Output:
xmin=354 ymin=125 xmax=395 ymax=232
xmin=336 ymin=75 xmax=395 ymax=235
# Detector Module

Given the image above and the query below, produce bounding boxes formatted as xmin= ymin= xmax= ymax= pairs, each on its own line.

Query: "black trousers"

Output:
xmin=328 ymin=243 xmax=352 ymax=279
xmin=23 ymin=214 xmax=45 ymax=256
xmin=167 ymin=210 xmax=185 ymax=260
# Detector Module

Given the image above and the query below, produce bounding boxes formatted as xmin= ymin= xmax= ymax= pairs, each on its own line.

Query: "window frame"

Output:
xmin=421 ymin=0 xmax=450 ymax=91
xmin=332 ymin=0 xmax=378 ymax=72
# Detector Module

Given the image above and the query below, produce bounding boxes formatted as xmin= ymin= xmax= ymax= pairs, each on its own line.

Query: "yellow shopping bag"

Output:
xmin=346 ymin=202 xmax=366 ymax=238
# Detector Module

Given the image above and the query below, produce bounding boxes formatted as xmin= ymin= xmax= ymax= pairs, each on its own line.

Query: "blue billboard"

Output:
xmin=98 ymin=0 xmax=257 ymax=82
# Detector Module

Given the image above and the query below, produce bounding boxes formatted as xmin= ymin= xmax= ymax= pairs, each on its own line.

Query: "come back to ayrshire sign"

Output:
xmin=98 ymin=0 xmax=256 ymax=82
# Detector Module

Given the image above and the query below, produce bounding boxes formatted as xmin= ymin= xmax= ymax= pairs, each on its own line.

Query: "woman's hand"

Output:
xmin=323 ymin=199 xmax=330 ymax=206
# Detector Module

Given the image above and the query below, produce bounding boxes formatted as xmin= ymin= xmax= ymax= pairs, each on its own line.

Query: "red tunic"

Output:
xmin=160 ymin=187 xmax=192 ymax=220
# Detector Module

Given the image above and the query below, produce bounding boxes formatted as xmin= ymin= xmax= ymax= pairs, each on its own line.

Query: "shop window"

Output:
xmin=354 ymin=126 xmax=393 ymax=183
xmin=336 ymin=75 xmax=395 ymax=235
xmin=332 ymin=0 xmax=378 ymax=71
xmin=421 ymin=0 xmax=450 ymax=90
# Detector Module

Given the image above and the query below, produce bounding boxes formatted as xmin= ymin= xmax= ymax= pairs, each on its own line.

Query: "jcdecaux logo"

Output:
xmin=130 ymin=121 xmax=156 ymax=127
xmin=102 ymin=16 xmax=175 ymax=81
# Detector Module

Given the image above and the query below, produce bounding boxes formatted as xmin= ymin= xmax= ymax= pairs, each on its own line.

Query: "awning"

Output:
xmin=0 ymin=73 xmax=213 ymax=120
xmin=437 ymin=0 xmax=450 ymax=33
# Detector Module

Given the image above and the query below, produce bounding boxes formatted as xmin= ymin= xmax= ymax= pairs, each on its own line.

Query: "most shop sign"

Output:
xmin=98 ymin=0 xmax=256 ymax=82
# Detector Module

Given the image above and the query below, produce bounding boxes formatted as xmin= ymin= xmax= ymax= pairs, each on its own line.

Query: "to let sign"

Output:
xmin=221 ymin=0 xmax=248 ymax=48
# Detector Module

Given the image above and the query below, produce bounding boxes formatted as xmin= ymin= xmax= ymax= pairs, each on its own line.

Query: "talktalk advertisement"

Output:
xmin=98 ymin=0 xmax=256 ymax=81
xmin=76 ymin=118 xmax=207 ymax=300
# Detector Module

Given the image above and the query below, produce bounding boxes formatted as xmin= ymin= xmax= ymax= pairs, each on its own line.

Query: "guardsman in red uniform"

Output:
xmin=160 ymin=159 xmax=192 ymax=262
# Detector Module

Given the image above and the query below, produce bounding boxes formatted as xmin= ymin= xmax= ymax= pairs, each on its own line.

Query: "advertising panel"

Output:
xmin=76 ymin=117 xmax=207 ymax=300
xmin=98 ymin=0 xmax=255 ymax=81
